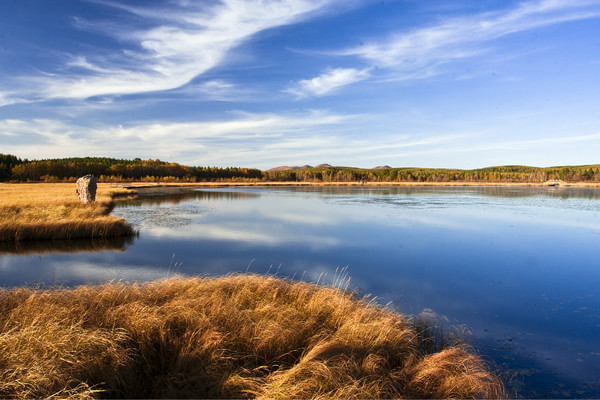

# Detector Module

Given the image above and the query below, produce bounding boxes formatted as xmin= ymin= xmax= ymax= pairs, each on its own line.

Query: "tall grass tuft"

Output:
xmin=0 ymin=275 xmax=505 ymax=399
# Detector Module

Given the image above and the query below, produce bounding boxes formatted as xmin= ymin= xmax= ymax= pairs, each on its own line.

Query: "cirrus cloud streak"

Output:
xmin=289 ymin=0 xmax=600 ymax=97
xmin=1 ymin=0 xmax=343 ymax=104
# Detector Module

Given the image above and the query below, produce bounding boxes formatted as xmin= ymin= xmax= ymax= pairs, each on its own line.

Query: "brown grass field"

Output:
xmin=0 ymin=274 xmax=505 ymax=399
xmin=0 ymin=183 xmax=135 ymax=241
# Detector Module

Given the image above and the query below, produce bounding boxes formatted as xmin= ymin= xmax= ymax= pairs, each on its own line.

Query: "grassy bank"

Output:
xmin=0 ymin=183 xmax=135 ymax=241
xmin=0 ymin=275 xmax=505 ymax=399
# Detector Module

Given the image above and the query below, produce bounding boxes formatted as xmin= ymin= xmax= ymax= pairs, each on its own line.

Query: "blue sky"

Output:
xmin=1 ymin=0 xmax=599 ymax=169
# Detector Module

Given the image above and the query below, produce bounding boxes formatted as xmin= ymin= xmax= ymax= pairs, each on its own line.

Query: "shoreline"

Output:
xmin=124 ymin=180 xmax=600 ymax=196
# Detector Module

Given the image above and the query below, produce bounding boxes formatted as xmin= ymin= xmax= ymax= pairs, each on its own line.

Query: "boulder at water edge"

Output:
xmin=76 ymin=175 xmax=97 ymax=204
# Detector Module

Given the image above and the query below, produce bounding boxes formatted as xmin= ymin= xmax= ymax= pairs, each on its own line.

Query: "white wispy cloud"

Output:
xmin=170 ymin=80 xmax=246 ymax=101
xmin=0 ymin=110 xmax=355 ymax=165
xmin=2 ymin=0 xmax=341 ymax=103
xmin=0 ymin=111 xmax=466 ymax=167
xmin=0 ymin=93 xmax=10 ymax=107
xmin=286 ymin=67 xmax=371 ymax=98
xmin=0 ymin=91 xmax=32 ymax=107
xmin=283 ymin=0 xmax=600 ymax=98
xmin=352 ymin=131 xmax=600 ymax=168
xmin=3 ymin=113 xmax=598 ymax=168
xmin=342 ymin=0 xmax=600 ymax=76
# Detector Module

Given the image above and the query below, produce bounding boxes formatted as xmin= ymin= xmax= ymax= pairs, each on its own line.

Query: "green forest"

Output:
xmin=1 ymin=154 xmax=599 ymax=183
xmin=0 ymin=155 xmax=261 ymax=183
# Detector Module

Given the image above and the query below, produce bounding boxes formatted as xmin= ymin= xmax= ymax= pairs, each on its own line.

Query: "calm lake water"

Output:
xmin=1 ymin=186 xmax=599 ymax=398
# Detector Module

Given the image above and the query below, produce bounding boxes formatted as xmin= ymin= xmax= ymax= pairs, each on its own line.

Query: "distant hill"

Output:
xmin=267 ymin=163 xmax=334 ymax=171
xmin=267 ymin=163 xmax=390 ymax=171
xmin=266 ymin=165 xmax=314 ymax=172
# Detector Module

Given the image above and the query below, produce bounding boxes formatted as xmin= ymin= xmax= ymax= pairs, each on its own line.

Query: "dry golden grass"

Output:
xmin=0 ymin=183 xmax=135 ymax=241
xmin=0 ymin=183 xmax=129 ymax=206
xmin=0 ymin=275 xmax=505 ymax=399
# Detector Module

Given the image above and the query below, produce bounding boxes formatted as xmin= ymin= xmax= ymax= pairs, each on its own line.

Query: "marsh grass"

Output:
xmin=0 ymin=274 xmax=505 ymax=399
xmin=0 ymin=183 xmax=135 ymax=241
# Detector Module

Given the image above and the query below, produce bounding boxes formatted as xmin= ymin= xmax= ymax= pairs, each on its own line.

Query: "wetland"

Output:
xmin=1 ymin=185 xmax=599 ymax=398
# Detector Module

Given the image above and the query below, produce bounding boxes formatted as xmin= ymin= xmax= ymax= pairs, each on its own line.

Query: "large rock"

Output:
xmin=76 ymin=175 xmax=97 ymax=204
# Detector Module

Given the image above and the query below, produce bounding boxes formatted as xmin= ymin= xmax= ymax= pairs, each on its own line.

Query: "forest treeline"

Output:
xmin=1 ymin=154 xmax=599 ymax=183
xmin=0 ymin=155 xmax=261 ymax=183
xmin=264 ymin=164 xmax=600 ymax=183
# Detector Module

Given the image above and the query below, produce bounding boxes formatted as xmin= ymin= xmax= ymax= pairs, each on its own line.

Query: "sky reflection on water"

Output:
xmin=1 ymin=186 xmax=599 ymax=398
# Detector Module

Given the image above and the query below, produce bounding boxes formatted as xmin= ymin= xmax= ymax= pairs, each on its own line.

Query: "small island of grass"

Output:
xmin=0 ymin=182 xmax=135 ymax=242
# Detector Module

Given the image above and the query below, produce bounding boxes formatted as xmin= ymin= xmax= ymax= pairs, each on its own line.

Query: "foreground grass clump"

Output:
xmin=0 ymin=183 xmax=134 ymax=241
xmin=0 ymin=275 xmax=505 ymax=399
